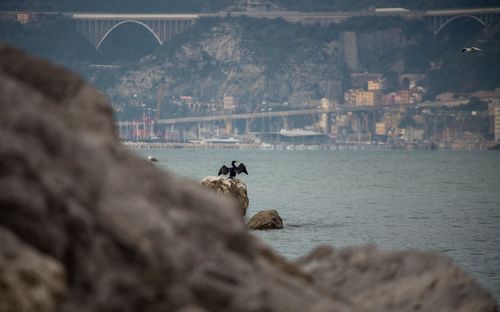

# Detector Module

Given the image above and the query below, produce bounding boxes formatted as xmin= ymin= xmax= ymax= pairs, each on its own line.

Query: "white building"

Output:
xmin=223 ymin=95 xmax=236 ymax=111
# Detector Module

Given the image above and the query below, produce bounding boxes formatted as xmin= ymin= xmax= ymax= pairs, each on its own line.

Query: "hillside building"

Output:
xmin=16 ymin=13 xmax=37 ymax=24
xmin=367 ymin=79 xmax=385 ymax=91
xmin=345 ymin=89 xmax=382 ymax=106
xmin=223 ymin=95 xmax=236 ymax=111
xmin=375 ymin=122 xmax=386 ymax=136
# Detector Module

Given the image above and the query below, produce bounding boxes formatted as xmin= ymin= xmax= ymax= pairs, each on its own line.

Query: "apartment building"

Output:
xmin=344 ymin=89 xmax=382 ymax=106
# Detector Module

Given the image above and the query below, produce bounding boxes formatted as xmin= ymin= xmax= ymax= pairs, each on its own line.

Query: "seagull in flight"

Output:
xmin=462 ymin=47 xmax=481 ymax=53
xmin=147 ymin=154 xmax=159 ymax=162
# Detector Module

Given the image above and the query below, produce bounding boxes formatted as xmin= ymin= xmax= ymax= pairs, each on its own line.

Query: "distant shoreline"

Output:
xmin=121 ymin=141 xmax=496 ymax=151
xmin=122 ymin=141 xmax=266 ymax=150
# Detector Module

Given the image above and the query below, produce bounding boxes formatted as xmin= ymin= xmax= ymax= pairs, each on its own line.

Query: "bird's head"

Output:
xmin=231 ymin=160 xmax=238 ymax=166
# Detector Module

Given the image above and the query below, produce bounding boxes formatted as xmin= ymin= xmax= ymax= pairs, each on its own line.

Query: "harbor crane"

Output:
xmin=155 ymin=85 xmax=167 ymax=136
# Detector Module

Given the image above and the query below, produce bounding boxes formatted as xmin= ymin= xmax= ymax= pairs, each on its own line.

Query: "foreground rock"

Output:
xmin=296 ymin=245 xmax=497 ymax=312
xmin=0 ymin=45 xmax=496 ymax=312
xmin=200 ymin=176 xmax=249 ymax=216
xmin=0 ymin=228 xmax=65 ymax=312
xmin=248 ymin=209 xmax=283 ymax=230
xmin=0 ymin=45 xmax=357 ymax=312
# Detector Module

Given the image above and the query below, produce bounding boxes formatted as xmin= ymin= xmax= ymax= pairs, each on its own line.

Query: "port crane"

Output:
xmin=155 ymin=85 xmax=167 ymax=136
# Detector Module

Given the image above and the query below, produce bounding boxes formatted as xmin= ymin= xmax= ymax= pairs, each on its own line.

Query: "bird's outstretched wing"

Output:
xmin=236 ymin=163 xmax=248 ymax=175
xmin=218 ymin=165 xmax=230 ymax=176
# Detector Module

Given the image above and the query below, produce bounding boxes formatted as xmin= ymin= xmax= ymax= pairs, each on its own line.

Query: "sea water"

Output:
xmin=136 ymin=148 xmax=500 ymax=300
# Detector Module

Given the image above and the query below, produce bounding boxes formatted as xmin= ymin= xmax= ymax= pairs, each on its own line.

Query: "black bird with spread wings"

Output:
xmin=218 ymin=161 xmax=248 ymax=179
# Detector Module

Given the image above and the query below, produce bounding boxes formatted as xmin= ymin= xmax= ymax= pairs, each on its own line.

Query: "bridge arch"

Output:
xmin=96 ymin=20 xmax=162 ymax=50
xmin=435 ymin=15 xmax=486 ymax=35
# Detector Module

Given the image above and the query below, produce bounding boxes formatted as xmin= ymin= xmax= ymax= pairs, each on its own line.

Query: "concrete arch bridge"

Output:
xmin=73 ymin=13 xmax=198 ymax=49
xmin=424 ymin=8 xmax=500 ymax=34
xmin=72 ymin=8 xmax=500 ymax=50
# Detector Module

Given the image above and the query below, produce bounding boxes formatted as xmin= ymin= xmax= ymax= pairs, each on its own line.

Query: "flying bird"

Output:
xmin=462 ymin=47 xmax=481 ymax=53
xmin=147 ymin=154 xmax=159 ymax=162
xmin=218 ymin=161 xmax=248 ymax=179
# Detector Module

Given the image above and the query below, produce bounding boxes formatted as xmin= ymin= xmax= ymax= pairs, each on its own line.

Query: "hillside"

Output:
xmin=103 ymin=16 xmax=346 ymax=117
xmin=100 ymin=15 xmax=500 ymax=118
xmin=1 ymin=12 xmax=499 ymax=119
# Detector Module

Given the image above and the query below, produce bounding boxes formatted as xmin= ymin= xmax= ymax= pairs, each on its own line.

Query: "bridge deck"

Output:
xmin=3 ymin=7 xmax=500 ymax=19
xmin=72 ymin=13 xmax=199 ymax=20
xmin=156 ymin=105 xmax=411 ymax=125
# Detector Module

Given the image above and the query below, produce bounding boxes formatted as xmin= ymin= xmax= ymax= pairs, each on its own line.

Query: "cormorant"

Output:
xmin=218 ymin=161 xmax=248 ymax=179
xmin=147 ymin=154 xmax=159 ymax=162
xmin=462 ymin=47 xmax=481 ymax=53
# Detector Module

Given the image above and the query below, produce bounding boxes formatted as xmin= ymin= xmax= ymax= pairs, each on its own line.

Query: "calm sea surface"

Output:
xmin=136 ymin=148 xmax=500 ymax=300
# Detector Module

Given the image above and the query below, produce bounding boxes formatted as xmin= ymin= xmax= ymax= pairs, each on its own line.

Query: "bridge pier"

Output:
xmin=225 ymin=119 xmax=233 ymax=135
xmin=320 ymin=112 xmax=331 ymax=134
xmin=244 ymin=120 xmax=250 ymax=134
xmin=281 ymin=116 xmax=288 ymax=130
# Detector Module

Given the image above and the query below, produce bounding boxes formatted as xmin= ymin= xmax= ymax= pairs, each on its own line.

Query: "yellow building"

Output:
xmin=345 ymin=89 xmax=381 ymax=106
xmin=357 ymin=91 xmax=374 ymax=106
xmin=368 ymin=79 xmax=384 ymax=91
xmin=357 ymin=90 xmax=382 ymax=106
xmin=375 ymin=122 xmax=386 ymax=135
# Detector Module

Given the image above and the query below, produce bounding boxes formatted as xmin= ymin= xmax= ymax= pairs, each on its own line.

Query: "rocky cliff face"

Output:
xmin=4 ymin=11 xmax=498 ymax=115
xmin=104 ymin=17 xmax=345 ymax=113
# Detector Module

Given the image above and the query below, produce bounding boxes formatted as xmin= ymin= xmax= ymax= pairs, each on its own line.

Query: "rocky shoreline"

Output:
xmin=0 ymin=45 xmax=497 ymax=311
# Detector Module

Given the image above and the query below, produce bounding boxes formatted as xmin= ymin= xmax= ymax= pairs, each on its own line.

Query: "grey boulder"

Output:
xmin=247 ymin=209 xmax=284 ymax=230
xmin=296 ymin=245 xmax=497 ymax=312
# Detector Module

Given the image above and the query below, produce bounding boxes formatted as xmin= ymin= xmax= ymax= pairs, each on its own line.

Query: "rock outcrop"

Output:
xmin=295 ymin=245 xmax=497 ymax=312
xmin=200 ymin=176 xmax=249 ymax=216
xmin=0 ymin=228 xmax=66 ymax=312
xmin=0 ymin=44 xmax=357 ymax=312
xmin=0 ymin=45 xmax=497 ymax=312
xmin=247 ymin=209 xmax=283 ymax=230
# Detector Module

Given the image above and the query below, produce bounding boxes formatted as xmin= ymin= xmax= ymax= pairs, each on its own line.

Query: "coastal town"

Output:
xmin=5 ymin=10 xmax=500 ymax=151
xmin=118 ymin=75 xmax=500 ymax=150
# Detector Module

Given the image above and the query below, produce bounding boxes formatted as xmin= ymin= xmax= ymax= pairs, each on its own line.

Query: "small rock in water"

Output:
xmin=248 ymin=209 xmax=283 ymax=230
